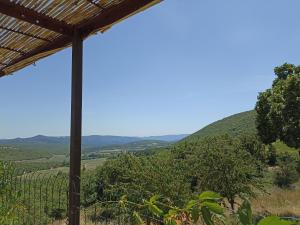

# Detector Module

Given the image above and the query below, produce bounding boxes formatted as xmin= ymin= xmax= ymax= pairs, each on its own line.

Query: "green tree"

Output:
xmin=94 ymin=154 xmax=191 ymax=210
xmin=178 ymin=136 xmax=263 ymax=210
xmin=256 ymin=90 xmax=277 ymax=144
xmin=281 ymin=74 xmax=300 ymax=148
xmin=256 ymin=63 xmax=300 ymax=150
xmin=239 ymin=134 xmax=267 ymax=162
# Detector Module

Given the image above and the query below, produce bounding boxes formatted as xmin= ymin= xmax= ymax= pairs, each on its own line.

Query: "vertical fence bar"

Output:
xmin=68 ymin=29 xmax=83 ymax=225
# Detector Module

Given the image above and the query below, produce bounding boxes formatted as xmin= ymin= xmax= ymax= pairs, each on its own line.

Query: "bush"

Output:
xmin=274 ymin=153 xmax=299 ymax=188
xmin=267 ymin=145 xmax=277 ymax=166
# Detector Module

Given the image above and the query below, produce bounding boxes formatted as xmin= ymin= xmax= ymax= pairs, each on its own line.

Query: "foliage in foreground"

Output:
xmin=120 ymin=191 xmax=300 ymax=225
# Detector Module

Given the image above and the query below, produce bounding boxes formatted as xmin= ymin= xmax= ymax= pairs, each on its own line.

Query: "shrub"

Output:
xmin=267 ymin=145 xmax=277 ymax=166
xmin=274 ymin=153 xmax=299 ymax=188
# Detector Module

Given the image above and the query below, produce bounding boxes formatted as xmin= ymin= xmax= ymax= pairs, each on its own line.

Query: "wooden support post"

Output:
xmin=69 ymin=30 xmax=83 ymax=225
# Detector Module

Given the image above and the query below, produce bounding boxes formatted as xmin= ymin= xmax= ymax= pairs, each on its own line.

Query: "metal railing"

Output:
xmin=0 ymin=165 xmax=68 ymax=225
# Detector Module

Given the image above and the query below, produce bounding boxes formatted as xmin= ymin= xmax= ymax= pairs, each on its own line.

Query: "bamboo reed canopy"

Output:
xmin=0 ymin=0 xmax=161 ymax=77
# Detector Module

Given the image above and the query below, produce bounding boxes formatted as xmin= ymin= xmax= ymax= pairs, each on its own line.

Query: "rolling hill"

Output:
xmin=185 ymin=110 xmax=257 ymax=141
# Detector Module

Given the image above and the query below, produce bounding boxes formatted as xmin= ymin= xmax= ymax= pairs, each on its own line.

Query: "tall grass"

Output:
xmin=252 ymin=186 xmax=300 ymax=217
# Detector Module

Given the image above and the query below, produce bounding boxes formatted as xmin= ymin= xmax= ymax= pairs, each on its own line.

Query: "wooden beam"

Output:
xmin=79 ymin=0 xmax=159 ymax=37
xmin=0 ymin=0 xmax=74 ymax=36
xmin=68 ymin=30 xmax=83 ymax=225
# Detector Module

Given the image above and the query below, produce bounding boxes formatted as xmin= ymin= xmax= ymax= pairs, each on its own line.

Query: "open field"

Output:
xmin=0 ymin=146 xmax=52 ymax=161
xmin=82 ymin=158 xmax=106 ymax=170
xmin=24 ymin=158 xmax=107 ymax=175
xmin=14 ymin=154 xmax=68 ymax=173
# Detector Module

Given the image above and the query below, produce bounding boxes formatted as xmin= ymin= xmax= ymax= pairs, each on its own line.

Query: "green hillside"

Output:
xmin=181 ymin=110 xmax=298 ymax=157
xmin=186 ymin=110 xmax=257 ymax=141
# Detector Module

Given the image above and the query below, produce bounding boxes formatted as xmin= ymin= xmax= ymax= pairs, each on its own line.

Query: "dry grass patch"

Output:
xmin=252 ymin=187 xmax=300 ymax=217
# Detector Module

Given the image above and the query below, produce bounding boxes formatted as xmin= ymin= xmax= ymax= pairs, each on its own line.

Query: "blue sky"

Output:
xmin=1 ymin=0 xmax=300 ymax=139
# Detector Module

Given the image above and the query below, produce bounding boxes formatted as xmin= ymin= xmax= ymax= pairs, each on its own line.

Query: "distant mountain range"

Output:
xmin=0 ymin=110 xmax=258 ymax=154
xmin=0 ymin=134 xmax=189 ymax=153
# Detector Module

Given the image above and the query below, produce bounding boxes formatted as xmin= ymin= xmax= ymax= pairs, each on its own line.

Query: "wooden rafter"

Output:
xmin=0 ymin=0 xmax=74 ymax=36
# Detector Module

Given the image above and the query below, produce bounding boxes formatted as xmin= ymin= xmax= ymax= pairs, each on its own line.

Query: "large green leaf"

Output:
xmin=201 ymin=201 xmax=223 ymax=214
xmin=145 ymin=200 xmax=164 ymax=217
xmin=149 ymin=195 xmax=160 ymax=204
xmin=199 ymin=191 xmax=222 ymax=201
xmin=258 ymin=216 xmax=292 ymax=225
xmin=185 ymin=199 xmax=197 ymax=210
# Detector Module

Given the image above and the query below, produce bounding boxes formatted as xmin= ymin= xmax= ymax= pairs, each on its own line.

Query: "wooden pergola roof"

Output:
xmin=0 ymin=0 xmax=161 ymax=77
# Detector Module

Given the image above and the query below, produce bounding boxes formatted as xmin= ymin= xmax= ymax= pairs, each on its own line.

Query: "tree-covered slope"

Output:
xmin=186 ymin=110 xmax=257 ymax=141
